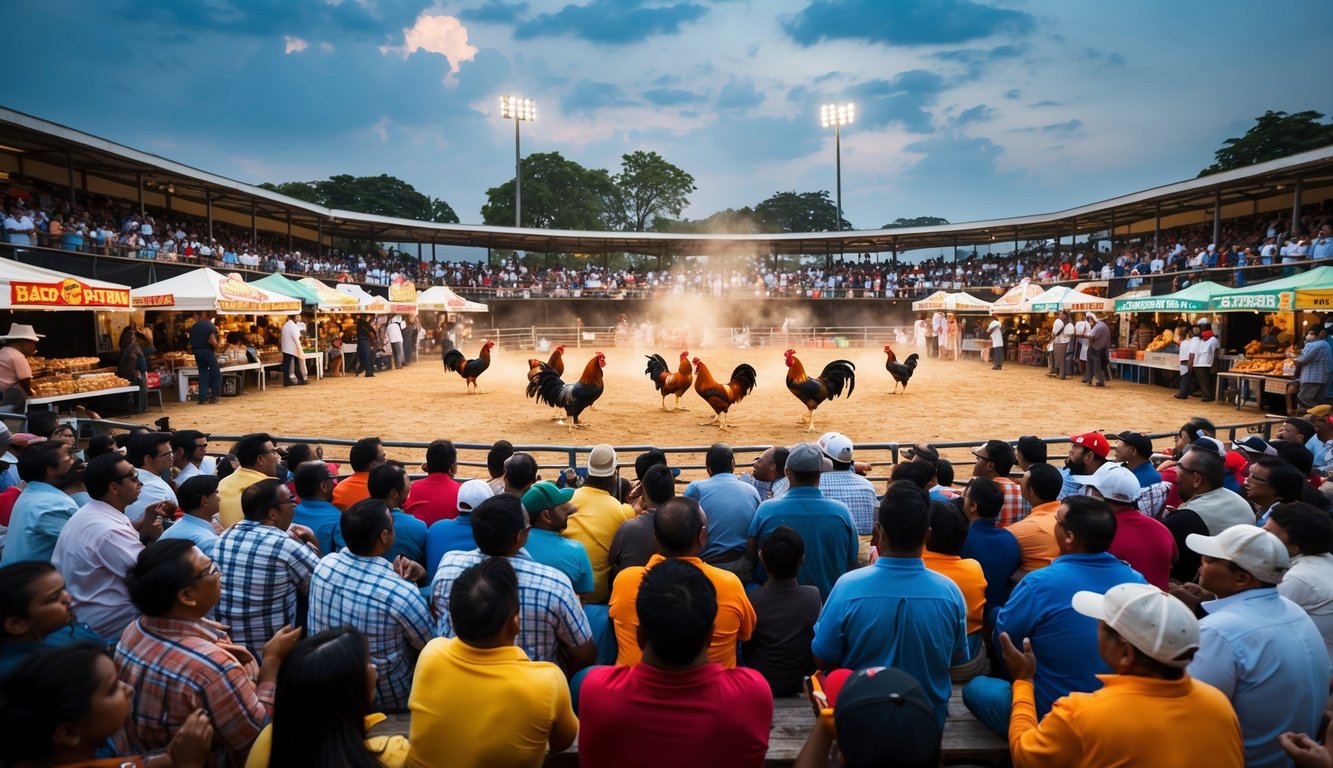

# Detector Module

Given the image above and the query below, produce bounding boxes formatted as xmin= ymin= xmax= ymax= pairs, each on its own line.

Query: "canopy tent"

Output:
xmin=250 ymin=272 xmax=321 ymax=306
xmin=0 ymin=259 xmax=132 ymax=311
xmin=1114 ymin=281 xmax=1229 ymax=314
xmin=335 ymin=284 xmax=416 ymax=315
xmin=1210 ymin=266 xmax=1333 ymax=312
xmin=910 ymin=290 xmax=993 ymax=313
xmin=416 ymin=285 xmax=489 ymax=313
xmin=296 ymin=278 xmax=362 ymax=312
xmin=1029 ymin=285 xmax=1116 ymax=314
xmin=131 ymin=268 xmax=301 ymax=314
xmin=990 ymin=279 xmax=1049 ymax=314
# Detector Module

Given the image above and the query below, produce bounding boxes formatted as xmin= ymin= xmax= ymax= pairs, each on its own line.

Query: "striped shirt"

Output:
xmin=995 ymin=477 xmax=1031 ymax=528
xmin=308 ymin=549 xmax=433 ymax=711
xmin=114 ymin=617 xmax=274 ymax=768
xmin=214 ymin=520 xmax=318 ymax=659
xmin=818 ymin=469 xmax=879 ymax=535
xmin=431 ymin=549 xmax=592 ymax=663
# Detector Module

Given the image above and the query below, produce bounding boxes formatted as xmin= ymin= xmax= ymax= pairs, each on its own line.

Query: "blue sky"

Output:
xmin=6 ymin=0 xmax=1333 ymax=241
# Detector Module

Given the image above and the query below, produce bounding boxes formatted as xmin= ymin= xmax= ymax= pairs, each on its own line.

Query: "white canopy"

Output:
xmin=990 ymin=279 xmax=1049 ymax=314
xmin=910 ymin=290 xmax=993 ymax=313
xmin=416 ymin=285 xmax=489 ymax=313
xmin=1029 ymin=285 xmax=1117 ymax=314
xmin=131 ymin=268 xmax=301 ymax=314
xmin=0 ymin=259 xmax=132 ymax=311
xmin=334 ymin=284 xmax=414 ymax=315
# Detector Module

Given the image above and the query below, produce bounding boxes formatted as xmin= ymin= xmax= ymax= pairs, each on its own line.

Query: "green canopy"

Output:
xmin=1114 ymin=281 xmax=1228 ymax=313
xmin=251 ymin=272 xmax=320 ymax=306
xmin=1210 ymin=266 xmax=1333 ymax=312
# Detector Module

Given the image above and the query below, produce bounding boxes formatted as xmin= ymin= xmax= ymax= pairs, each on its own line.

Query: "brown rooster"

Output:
xmin=530 ymin=351 xmax=606 ymax=431
xmin=692 ymin=356 xmax=757 ymax=430
xmin=783 ymin=349 xmax=856 ymax=433
xmin=443 ymin=340 xmax=494 ymax=393
xmin=645 ymin=350 xmax=693 ymax=411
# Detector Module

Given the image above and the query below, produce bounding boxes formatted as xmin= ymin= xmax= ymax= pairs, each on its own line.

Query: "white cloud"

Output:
xmin=371 ymin=115 xmax=391 ymax=143
xmin=381 ymin=12 xmax=478 ymax=77
xmin=319 ymin=41 xmax=336 ymax=53
xmin=283 ymin=35 xmax=309 ymax=54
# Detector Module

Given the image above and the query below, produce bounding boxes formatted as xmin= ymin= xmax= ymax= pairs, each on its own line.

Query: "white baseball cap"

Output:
xmin=1084 ymin=465 xmax=1142 ymax=504
xmin=456 ymin=479 xmax=494 ymax=514
xmin=587 ymin=444 xmax=618 ymax=477
xmin=821 ymin=432 xmax=854 ymax=464
xmin=1072 ymin=583 xmax=1200 ymax=668
xmin=1186 ymin=524 xmax=1290 ymax=584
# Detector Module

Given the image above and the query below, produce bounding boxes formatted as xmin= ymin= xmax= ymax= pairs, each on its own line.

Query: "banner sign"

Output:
xmin=11 ymin=278 xmax=131 ymax=308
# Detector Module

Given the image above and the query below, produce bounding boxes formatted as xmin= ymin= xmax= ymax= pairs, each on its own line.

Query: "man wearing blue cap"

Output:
xmin=522 ymin=481 xmax=594 ymax=595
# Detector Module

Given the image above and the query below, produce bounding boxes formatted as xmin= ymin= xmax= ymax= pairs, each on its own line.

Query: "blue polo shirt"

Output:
xmin=1128 ymin=461 xmax=1162 ymax=487
xmin=293 ymin=499 xmax=343 ymax=556
xmin=958 ymin=519 xmax=1021 ymax=624
xmin=748 ymin=487 xmax=858 ymax=600
xmin=685 ymin=472 xmax=761 ymax=559
xmin=811 ymin=556 xmax=968 ymax=730
xmin=158 ymin=513 xmax=220 ymax=557
xmin=387 ymin=510 xmax=427 ymax=567
xmin=2 ymin=482 xmax=80 ymax=565
xmin=993 ymin=551 xmax=1146 ymax=717
xmin=426 ymin=515 xmax=475 ymax=581
xmin=523 ymin=528 xmax=595 ymax=594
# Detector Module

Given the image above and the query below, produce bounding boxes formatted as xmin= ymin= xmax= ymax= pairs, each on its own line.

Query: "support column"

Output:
xmin=137 ymin=173 xmax=144 ymax=216
xmin=286 ymin=211 xmax=293 ymax=253
xmin=1154 ymin=202 xmax=1161 ymax=252
xmin=1292 ymin=176 xmax=1304 ymax=234
xmin=1213 ymin=190 xmax=1222 ymax=247
xmin=250 ymin=200 xmax=257 ymax=247
xmin=206 ymin=190 xmax=214 ymax=244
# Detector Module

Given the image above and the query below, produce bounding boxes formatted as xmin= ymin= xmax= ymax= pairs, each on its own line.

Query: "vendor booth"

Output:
xmin=990 ymin=279 xmax=1048 ymax=315
xmin=416 ymin=285 xmax=489 ymax=313
xmin=910 ymin=290 xmax=993 ymax=314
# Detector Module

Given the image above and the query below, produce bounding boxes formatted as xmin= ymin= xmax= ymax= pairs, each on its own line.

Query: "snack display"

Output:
xmin=29 ymin=356 xmax=101 ymax=376
xmin=1230 ymin=354 xmax=1287 ymax=374
xmin=1144 ymin=330 xmax=1175 ymax=353
xmin=31 ymin=374 xmax=133 ymax=398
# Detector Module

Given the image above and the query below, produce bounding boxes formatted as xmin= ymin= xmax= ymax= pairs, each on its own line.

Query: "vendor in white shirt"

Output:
xmin=281 ymin=316 xmax=309 ymax=386
xmin=124 ymin=431 xmax=178 ymax=525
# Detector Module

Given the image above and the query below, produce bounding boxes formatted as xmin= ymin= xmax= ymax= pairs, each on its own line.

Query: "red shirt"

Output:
xmin=1108 ymin=508 xmax=1178 ymax=590
xmin=404 ymin=473 xmax=461 ymax=526
xmin=578 ymin=662 xmax=772 ymax=768
xmin=0 ymin=485 xmax=21 ymax=526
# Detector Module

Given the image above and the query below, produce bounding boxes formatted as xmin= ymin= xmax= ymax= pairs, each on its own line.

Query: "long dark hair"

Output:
xmin=268 ymin=627 xmax=381 ymax=768
xmin=0 ymin=644 xmax=109 ymax=764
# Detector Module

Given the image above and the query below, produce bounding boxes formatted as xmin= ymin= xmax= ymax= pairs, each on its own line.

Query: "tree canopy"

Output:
xmin=883 ymin=216 xmax=950 ymax=229
xmin=1199 ymin=110 xmax=1333 ymax=176
xmin=610 ymin=150 xmax=696 ymax=232
xmin=481 ymin=151 xmax=618 ymax=230
xmin=753 ymin=190 xmax=849 ymax=232
xmin=258 ymin=174 xmax=458 ymax=223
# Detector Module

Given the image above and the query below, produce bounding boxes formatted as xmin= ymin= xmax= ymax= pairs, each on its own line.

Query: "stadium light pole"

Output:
xmin=820 ymin=103 xmax=854 ymax=231
xmin=500 ymin=96 xmax=536 ymax=228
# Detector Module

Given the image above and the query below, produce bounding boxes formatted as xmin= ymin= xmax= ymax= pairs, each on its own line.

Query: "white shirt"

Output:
xmin=1280 ymin=553 xmax=1333 ymax=667
xmin=280 ymin=319 xmax=303 ymax=356
xmin=52 ymin=500 xmax=144 ymax=639
xmin=987 ymin=320 xmax=1003 ymax=347
xmin=126 ymin=467 xmax=178 ymax=523
xmin=176 ymin=457 xmax=217 ymax=485
xmin=386 ymin=321 xmax=404 ymax=344
xmin=1179 ymin=336 xmax=1198 ymax=364
xmin=1194 ymin=335 xmax=1220 ymax=367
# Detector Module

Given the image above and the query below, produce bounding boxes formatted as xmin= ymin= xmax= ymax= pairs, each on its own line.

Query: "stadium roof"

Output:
xmin=2 ymin=106 xmax=1332 ymax=257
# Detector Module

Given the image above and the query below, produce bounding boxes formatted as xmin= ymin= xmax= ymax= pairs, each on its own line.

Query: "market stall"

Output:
xmin=416 ymin=285 xmax=489 ymax=313
xmin=910 ymin=290 xmax=993 ymax=314
xmin=990 ymin=279 xmax=1048 ymax=315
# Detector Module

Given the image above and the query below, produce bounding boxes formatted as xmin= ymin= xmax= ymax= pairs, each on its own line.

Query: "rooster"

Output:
xmin=692 ymin=356 xmax=757 ymax=430
xmin=783 ymin=349 xmax=856 ymax=433
xmin=887 ymin=351 xmax=920 ymax=394
xmin=526 ymin=344 xmax=566 ymax=386
xmin=645 ymin=350 xmax=693 ymax=411
xmin=531 ymin=352 xmax=607 ymax=431
xmin=443 ymin=340 xmax=495 ymax=393
xmin=883 ymin=344 xmax=897 ymax=365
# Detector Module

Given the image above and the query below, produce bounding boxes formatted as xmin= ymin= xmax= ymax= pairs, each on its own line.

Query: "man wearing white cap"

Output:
xmin=1002 ymin=583 xmax=1242 ymax=767
xmin=566 ymin=444 xmax=635 ymax=603
xmin=1173 ymin=525 xmax=1328 ymax=768
xmin=0 ymin=323 xmax=43 ymax=409
xmin=816 ymin=433 xmax=877 ymax=564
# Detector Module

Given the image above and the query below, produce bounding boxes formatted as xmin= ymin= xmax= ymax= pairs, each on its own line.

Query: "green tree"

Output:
xmin=610 ymin=150 xmax=696 ymax=231
xmin=258 ymin=174 xmax=457 ymax=222
xmin=1200 ymin=110 xmax=1333 ymax=176
xmin=430 ymin=198 xmax=460 ymax=224
xmin=654 ymin=207 xmax=771 ymax=234
xmin=754 ymin=190 xmax=848 ymax=232
xmin=883 ymin=216 xmax=950 ymax=228
xmin=481 ymin=152 xmax=618 ymax=230
xmin=257 ymin=181 xmax=320 ymax=204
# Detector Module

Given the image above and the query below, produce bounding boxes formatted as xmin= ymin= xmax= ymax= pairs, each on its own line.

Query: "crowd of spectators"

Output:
xmin=4 ymin=179 xmax=1332 ymax=300
xmin=0 ymin=415 xmax=1331 ymax=767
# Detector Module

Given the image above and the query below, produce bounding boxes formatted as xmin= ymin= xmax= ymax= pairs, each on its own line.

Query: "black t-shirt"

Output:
xmin=742 ymin=580 xmax=823 ymax=696
xmin=188 ymin=319 xmax=217 ymax=352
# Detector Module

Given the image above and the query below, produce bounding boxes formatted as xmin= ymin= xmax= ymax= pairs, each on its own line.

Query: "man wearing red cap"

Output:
xmin=1061 ymin=432 xmax=1110 ymax=498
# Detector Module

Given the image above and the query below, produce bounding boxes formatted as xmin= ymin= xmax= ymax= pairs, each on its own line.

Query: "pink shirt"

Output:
xmin=1108 ymin=508 xmax=1177 ymax=590
xmin=0 ymin=346 xmax=32 ymax=390
xmin=52 ymin=499 xmax=143 ymax=638
xmin=404 ymin=473 xmax=461 ymax=526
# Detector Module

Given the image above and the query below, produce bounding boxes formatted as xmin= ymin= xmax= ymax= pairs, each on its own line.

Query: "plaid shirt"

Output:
xmin=214 ymin=520 xmax=318 ymax=659
xmin=114 ymin=617 xmax=275 ymax=768
xmin=1298 ymin=340 xmax=1332 ymax=385
xmin=995 ymin=477 xmax=1031 ymax=528
xmin=818 ymin=469 xmax=879 ymax=535
xmin=431 ymin=550 xmax=592 ymax=663
xmin=308 ymin=549 xmax=433 ymax=711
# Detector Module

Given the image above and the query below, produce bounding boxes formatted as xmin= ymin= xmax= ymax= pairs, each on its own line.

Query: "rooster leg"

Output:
xmin=660 ymin=396 xmax=672 ymax=412
xmin=699 ymin=412 xmax=720 ymax=427
xmin=673 ymin=395 xmax=688 ymax=411
xmin=805 ymin=408 xmax=817 ymax=433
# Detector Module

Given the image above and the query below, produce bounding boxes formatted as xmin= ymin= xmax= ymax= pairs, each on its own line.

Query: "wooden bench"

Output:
xmin=369 ymin=688 xmax=1009 ymax=766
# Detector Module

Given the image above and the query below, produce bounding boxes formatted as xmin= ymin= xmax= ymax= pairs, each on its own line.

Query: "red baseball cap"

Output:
xmin=1069 ymin=432 xmax=1111 ymax=459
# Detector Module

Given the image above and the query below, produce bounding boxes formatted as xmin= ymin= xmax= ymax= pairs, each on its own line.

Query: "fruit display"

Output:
xmin=31 ymin=373 xmax=133 ymax=398
xmin=1144 ymin=330 xmax=1176 ymax=352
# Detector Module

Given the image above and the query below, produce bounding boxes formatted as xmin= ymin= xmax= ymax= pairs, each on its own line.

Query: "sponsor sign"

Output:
xmin=11 ymin=278 xmax=131 ymax=308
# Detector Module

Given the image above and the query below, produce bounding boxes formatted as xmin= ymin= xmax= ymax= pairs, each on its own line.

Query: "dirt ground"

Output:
xmin=145 ymin=344 xmax=1264 ymax=476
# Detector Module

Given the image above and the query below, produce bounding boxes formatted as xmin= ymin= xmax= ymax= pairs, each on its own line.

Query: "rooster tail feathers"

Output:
xmin=532 ymin=369 xmax=568 ymax=407
xmin=905 ymin=354 xmax=920 ymax=370
xmin=645 ymin=354 xmax=669 ymax=391
xmin=819 ymin=359 xmax=857 ymax=399
xmin=729 ymin=363 xmax=758 ymax=397
xmin=442 ymin=349 xmax=465 ymax=373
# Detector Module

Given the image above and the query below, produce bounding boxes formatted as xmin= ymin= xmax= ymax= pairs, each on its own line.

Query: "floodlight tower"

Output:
xmin=820 ymin=103 xmax=854 ymax=231
xmin=500 ymin=96 xmax=536 ymax=228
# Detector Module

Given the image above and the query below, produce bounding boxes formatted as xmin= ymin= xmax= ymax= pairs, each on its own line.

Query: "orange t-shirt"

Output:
xmin=1006 ymin=500 xmax=1062 ymax=572
xmin=608 ymin=555 xmax=756 ymax=668
xmin=922 ymin=550 xmax=988 ymax=636
xmin=331 ymin=471 xmax=370 ymax=511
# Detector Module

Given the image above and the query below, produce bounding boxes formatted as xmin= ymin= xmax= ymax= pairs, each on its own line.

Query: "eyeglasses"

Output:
xmin=188 ymin=562 xmax=220 ymax=584
xmin=117 ymin=471 xmax=142 ymax=483
xmin=1178 ymin=464 xmax=1202 ymax=476
xmin=1246 ymin=474 xmax=1272 ymax=486
xmin=155 ymin=450 xmax=174 ymax=459
xmin=971 ymin=451 xmax=991 ymax=462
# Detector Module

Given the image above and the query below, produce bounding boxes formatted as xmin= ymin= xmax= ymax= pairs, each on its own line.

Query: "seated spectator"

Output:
xmin=341 ymin=462 xmax=425 ymax=568
xmin=485 ymin=440 xmax=514 ymax=495
xmin=608 ymin=497 xmax=756 ymax=668
xmin=331 ymin=436 xmax=385 ymax=511
xmin=125 ymin=431 xmax=177 ymax=525
xmin=431 ymin=494 xmax=595 ymax=671
xmin=1085 ymin=465 xmax=1176 ymax=590
xmin=792 ymin=667 xmax=941 ymax=768
xmin=608 ymin=464 xmax=675 ymax=583
xmin=971 ymin=439 xmax=1029 ymax=527
xmin=291 ymin=461 xmax=341 ymax=554
xmin=501 ymin=451 xmax=539 ymax=496
xmin=424 ymin=479 xmax=493 ymax=581
xmin=921 ymin=501 xmax=988 ymax=681
xmin=738 ymin=445 xmax=787 ymax=501
xmin=964 ymin=495 xmax=1147 ymax=736
xmin=409 ymin=558 xmax=578 ymax=767
xmin=116 ymin=539 xmax=300 ymax=764
xmin=1175 ymin=525 xmax=1328 ymax=768
xmin=0 ymin=644 xmax=214 ymax=768
xmin=521 ymin=481 xmax=595 ymax=595
xmin=1245 ymin=455 xmax=1306 ymax=525
xmin=308 ymin=499 xmax=431 ymax=713
xmin=957 ymin=477 xmax=1021 ymax=626
xmin=1002 ymin=583 xmax=1243 ymax=767
xmin=1014 ymin=435 xmax=1047 ymax=472
xmin=813 ymin=483 xmax=967 ymax=731
xmin=0 ymin=561 xmax=105 ymax=676
xmin=1163 ymin=444 xmax=1255 ymax=583
xmin=565 ymin=445 xmax=636 ymax=603
xmin=817 ymin=434 xmax=878 ymax=563
xmin=217 ymin=433 xmax=282 ymax=529
xmin=1113 ymin=431 xmax=1162 ymax=487
xmin=580 ymin=559 xmax=773 ymax=768
xmin=2 ymin=440 xmax=78 ymax=565
xmin=158 ymin=475 xmax=222 ymax=557
xmin=403 ymin=439 xmax=461 ymax=525
xmin=685 ymin=442 xmax=762 ymax=577
xmin=1264 ymin=501 xmax=1333 ymax=664
xmin=172 ymin=429 xmax=215 ymax=485
xmin=244 ymin=627 xmax=411 ymax=767
xmin=742 ymin=526 xmax=821 ymax=696
xmin=214 ymin=478 xmax=319 ymax=660
xmin=1007 ymin=462 xmax=1064 ymax=574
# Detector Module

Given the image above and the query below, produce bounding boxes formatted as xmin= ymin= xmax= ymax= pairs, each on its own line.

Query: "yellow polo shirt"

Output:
xmin=563 ymin=486 xmax=635 ymax=603
xmin=922 ymin=550 xmax=988 ymax=637
xmin=1006 ymin=500 xmax=1062 ymax=572
xmin=218 ymin=467 xmax=271 ymax=529
xmin=245 ymin=714 xmax=409 ymax=767
xmin=406 ymin=638 xmax=577 ymax=768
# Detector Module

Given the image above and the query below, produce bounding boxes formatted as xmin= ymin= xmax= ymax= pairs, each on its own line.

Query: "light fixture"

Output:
xmin=819 ymin=103 xmax=854 ymax=231
xmin=500 ymin=96 xmax=537 ymax=228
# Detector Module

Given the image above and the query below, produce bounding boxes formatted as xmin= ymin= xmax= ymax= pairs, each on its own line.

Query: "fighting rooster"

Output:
xmin=645 ymin=351 xmax=693 ymax=411
xmin=442 ymin=340 xmax=495 ymax=393
xmin=525 ymin=344 xmax=565 ymax=386
xmin=530 ymin=351 xmax=607 ymax=431
xmin=692 ymin=356 xmax=757 ymax=430
xmin=783 ymin=349 xmax=856 ymax=433
xmin=885 ymin=346 xmax=920 ymax=394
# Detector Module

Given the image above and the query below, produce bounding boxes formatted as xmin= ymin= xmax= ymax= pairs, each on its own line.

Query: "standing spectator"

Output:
xmin=0 ymin=323 xmax=41 ymax=410
xmin=580 ymin=559 xmax=773 ymax=768
xmin=188 ymin=311 xmax=222 ymax=405
xmin=158 ymin=475 xmax=222 ymax=558
xmin=354 ymin=315 xmax=377 ymax=377
xmin=1289 ymin=324 xmax=1331 ymax=414
xmin=217 ymin=433 xmax=281 ymax=529
xmin=1173 ymin=323 xmax=1197 ymax=400
xmin=1263 ymin=502 xmax=1333 ymax=665
xmin=307 ymin=499 xmax=432 ymax=713
xmin=1049 ymin=310 xmax=1073 ymax=379
xmin=2 ymin=440 xmax=78 ymax=565
xmin=279 ymin=316 xmax=308 ymax=386
xmin=742 ymin=526 xmax=822 ymax=696
xmin=1192 ymin=321 xmax=1221 ymax=402
xmin=970 ymin=439 xmax=1029 ymax=527
xmin=521 ymin=481 xmax=595 ymax=595
xmin=987 ymin=314 xmax=1004 ymax=370
xmin=684 ymin=442 xmax=761 ymax=577
xmin=404 ymin=439 xmax=462 ymax=525
xmin=331 ymin=437 xmax=385 ymax=511
xmin=565 ymin=445 xmax=636 ymax=603
xmin=1080 ymin=313 xmax=1109 ymax=387
xmin=386 ymin=315 xmax=404 ymax=369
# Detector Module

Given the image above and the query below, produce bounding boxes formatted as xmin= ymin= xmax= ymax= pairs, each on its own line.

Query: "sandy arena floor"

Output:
xmin=145 ymin=344 xmax=1266 ymax=474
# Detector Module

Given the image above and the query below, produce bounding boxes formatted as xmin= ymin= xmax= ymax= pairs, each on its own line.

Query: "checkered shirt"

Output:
xmin=818 ymin=470 xmax=879 ymax=535
xmin=114 ymin=617 xmax=274 ymax=768
xmin=308 ymin=549 xmax=433 ymax=711
xmin=995 ymin=477 xmax=1031 ymax=528
xmin=431 ymin=550 xmax=592 ymax=663
xmin=214 ymin=520 xmax=318 ymax=659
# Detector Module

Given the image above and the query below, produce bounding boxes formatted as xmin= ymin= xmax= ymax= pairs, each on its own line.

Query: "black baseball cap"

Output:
xmin=831 ymin=667 xmax=941 ymax=768
xmin=1113 ymin=431 xmax=1154 ymax=459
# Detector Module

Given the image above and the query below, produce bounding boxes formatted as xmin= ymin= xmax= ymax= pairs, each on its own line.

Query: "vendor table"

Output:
xmin=174 ymin=362 xmax=265 ymax=402
xmin=28 ymin=386 xmax=142 ymax=411
xmin=1109 ymin=353 xmax=1179 ymax=384
xmin=1215 ymin=371 xmax=1290 ymax=411
xmin=301 ymin=351 xmax=325 ymax=380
